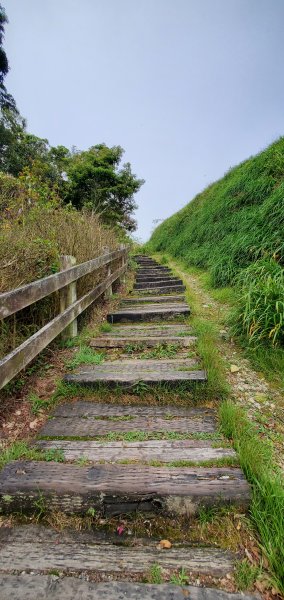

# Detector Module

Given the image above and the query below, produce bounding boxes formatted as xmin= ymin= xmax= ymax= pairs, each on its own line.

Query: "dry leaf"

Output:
xmin=29 ymin=419 xmax=38 ymax=430
xmin=230 ymin=364 xmax=240 ymax=373
xmin=157 ymin=539 xmax=172 ymax=549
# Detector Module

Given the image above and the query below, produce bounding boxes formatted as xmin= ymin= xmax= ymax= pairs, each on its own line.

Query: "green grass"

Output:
xmin=100 ymin=322 xmax=113 ymax=333
xmin=148 ymin=137 xmax=284 ymax=349
xmin=170 ymin=568 xmax=189 ymax=585
xmin=28 ymin=392 xmax=54 ymax=415
xmin=220 ymin=400 xmax=284 ymax=594
xmin=148 ymin=564 xmax=163 ymax=584
xmin=65 ymin=345 xmax=104 ymax=369
xmin=0 ymin=441 xmax=65 ymax=470
xmin=234 ymin=559 xmax=261 ymax=591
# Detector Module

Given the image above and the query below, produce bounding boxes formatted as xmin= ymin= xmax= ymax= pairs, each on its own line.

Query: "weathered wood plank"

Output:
xmin=39 ymin=413 xmax=215 ymax=437
xmin=52 ymin=401 xmax=215 ymax=418
xmin=0 ymin=461 xmax=250 ymax=515
xmin=107 ymin=304 xmax=190 ymax=323
xmin=136 ymin=285 xmax=186 ymax=294
xmin=0 ymin=264 xmax=126 ymax=390
xmin=0 ymin=248 xmax=126 ymax=320
xmin=100 ymin=324 xmax=193 ymax=336
xmin=64 ymin=369 xmax=207 ymax=388
xmin=36 ymin=439 xmax=236 ymax=463
xmin=134 ymin=279 xmax=183 ymax=289
xmin=0 ymin=529 xmax=235 ymax=576
xmin=0 ymin=577 xmax=258 ymax=600
xmin=121 ymin=294 xmax=186 ymax=304
xmin=91 ymin=335 xmax=197 ymax=348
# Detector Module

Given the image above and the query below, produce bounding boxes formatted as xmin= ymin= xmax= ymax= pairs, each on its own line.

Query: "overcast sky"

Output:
xmin=3 ymin=0 xmax=284 ymax=240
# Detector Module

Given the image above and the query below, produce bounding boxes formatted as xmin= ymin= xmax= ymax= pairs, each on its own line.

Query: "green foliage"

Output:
xmin=0 ymin=4 xmax=17 ymax=112
xmin=170 ymin=568 xmax=189 ymax=585
xmin=148 ymin=564 xmax=163 ymax=584
xmin=28 ymin=392 xmax=53 ymax=415
xmin=149 ymin=138 xmax=284 ymax=346
xmin=234 ymin=559 xmax=261 ymax=591
xmin=220 ymin=400 xmax=284 ymax=594
xmin=65 ymin=144 xmax=144 ymax=231
xmin=65 ymin=346 xmax=104 ymax=369
xmin=232 ymin=258 xmax=284 ymax=346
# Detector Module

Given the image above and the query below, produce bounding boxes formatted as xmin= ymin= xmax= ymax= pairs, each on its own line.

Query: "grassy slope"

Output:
xmin=148 ymin=138 xmax=284 ymax=353
xmin=149 ymin=137 xmax=284 ymax=287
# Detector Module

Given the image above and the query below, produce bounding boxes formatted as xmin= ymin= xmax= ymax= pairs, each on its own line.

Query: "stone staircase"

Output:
xmin=0 ymin=255 xmax=254 ymax=599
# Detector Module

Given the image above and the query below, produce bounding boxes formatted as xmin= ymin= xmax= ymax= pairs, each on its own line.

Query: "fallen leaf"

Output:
xmin=230 ymin=365 xmax=240 ymax=373
xmin=157 ymin=539 xmax=172 ymax=549
xmin=29 ymin=419 xmax=38 ymax=430
xmin=236 ymin=521 xmax=241 ymax=531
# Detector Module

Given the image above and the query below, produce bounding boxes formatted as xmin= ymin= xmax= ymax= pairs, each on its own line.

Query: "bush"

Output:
xmin=0 ymin=175 xmax=121 ymax=358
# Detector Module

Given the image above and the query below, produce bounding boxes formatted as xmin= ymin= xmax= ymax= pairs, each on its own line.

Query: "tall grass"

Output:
xmin=220 ymin=401 xmax=284 ymax=594
xmin=232 ymin=258 xmax=284 ymax=346
xmin=149 ymin=137 xmax=284 ymax=347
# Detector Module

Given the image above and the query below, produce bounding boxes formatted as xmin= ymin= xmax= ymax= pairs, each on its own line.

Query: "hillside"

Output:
xmin=149 ymin=138 xmax=284 ymax=347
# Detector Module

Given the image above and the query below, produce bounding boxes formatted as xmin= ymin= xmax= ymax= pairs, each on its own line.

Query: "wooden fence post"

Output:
xmin=120 ymin=243 xmax=126 ymax=284
xmin=103 ymin=247 xmax=113 ymax=300
xmin=60 ymin=255 xmax=77 ymax=339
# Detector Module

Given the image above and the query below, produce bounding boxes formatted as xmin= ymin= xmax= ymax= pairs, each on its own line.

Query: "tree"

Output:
xmin=0 ymin=4 xmax=17 ymax=112
xmin=65 ymin=144 xmax=144 ymax=232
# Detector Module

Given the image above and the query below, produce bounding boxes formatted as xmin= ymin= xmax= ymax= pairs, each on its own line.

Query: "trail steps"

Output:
xmin=0 ymin=255 xmax=253 ymax=598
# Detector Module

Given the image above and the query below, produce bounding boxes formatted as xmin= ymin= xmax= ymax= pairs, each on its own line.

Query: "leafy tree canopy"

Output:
xmin=0 ymin=4 xmax=17 ymax=112
xmin=65 ymin=144 xmax=144 ymax=231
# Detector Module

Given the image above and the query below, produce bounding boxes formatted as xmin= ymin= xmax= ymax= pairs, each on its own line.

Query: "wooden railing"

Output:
xmin=0 ymin=245 xmax=128 ymax=390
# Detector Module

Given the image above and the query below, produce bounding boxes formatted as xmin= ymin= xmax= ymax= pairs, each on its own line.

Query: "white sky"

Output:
xmin=4 ymin=0 xmax=284 ymax=239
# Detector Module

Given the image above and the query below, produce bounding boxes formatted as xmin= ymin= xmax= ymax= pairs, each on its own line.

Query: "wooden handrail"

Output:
xmin=0 ymin=248 xmax=126 ymax=320
xmin=0 ymin=246 xmax=128 ymax=390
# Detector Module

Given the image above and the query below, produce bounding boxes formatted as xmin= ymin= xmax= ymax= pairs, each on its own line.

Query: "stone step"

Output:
xmin=134 ymin=279 xmax=183 ymax=289
xmin=107 ymin=303 xmax=190 ymax=323
xmin=64 ymin=358 xmax=206 ymax=388
xmin=120 ymin=295 xmax=186 ymax=304
xmin=0 ymin=526 xmax=238 ymax=581
xmin=0 ymin=461 xmax=250 ymax=515
xmin=36 ymin=439 xmax=236 ymax=463
xmin=0 ymin=577 xmax=257 ymax=600
xmin=39 ymin=407 xmax=214 ymax=438
xmin=136 ymin=285 xmax=186 ymax=294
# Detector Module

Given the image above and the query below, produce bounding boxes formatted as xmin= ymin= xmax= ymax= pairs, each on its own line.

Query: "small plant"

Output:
xmin=34 ymin=491 xmax=46 ymax=520
xmin=198 ymin=505 xmax=218 ymax=525
xmin=28 ymin=392 xmax=51 ymax=415
xmin=140 ymin=343 xmax=179 ymax=359
xmin=148 ymin=564 xmax=163 ymax=584
xmin=86 ymin=507 xmax=96 ymax=517
xmin=100 ymin=323 xmax=112 ymax=333
xmin=43 ymin=448 xmax=65 ymax=462
xmin=76 ymin=456 xmax=89 ymax=466
xmin=65 ymin=346 xmax=104 ymax=369
xmin=234 ymin=559 xmax=260 ymax=591
xmin=170 ymin=568 xmax=189 ymax=585
xmin=132 ymin=381 xmax=150 ymax=395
